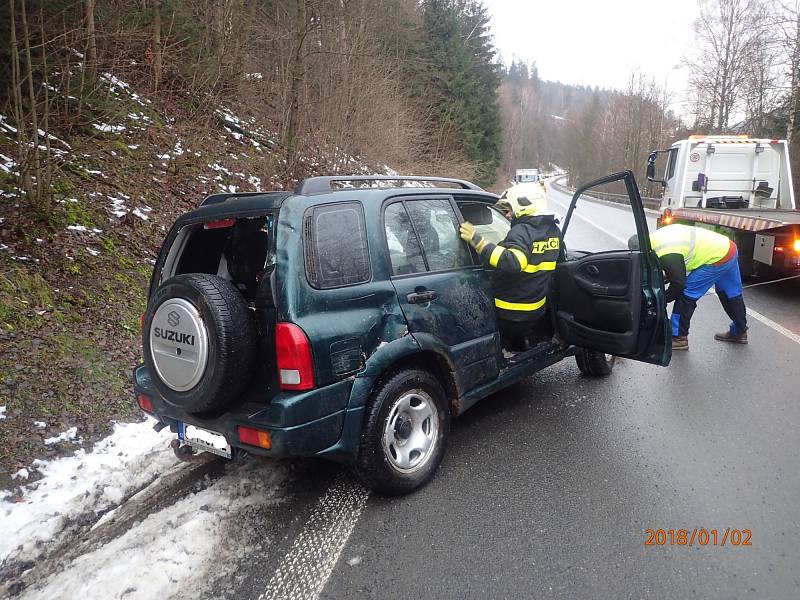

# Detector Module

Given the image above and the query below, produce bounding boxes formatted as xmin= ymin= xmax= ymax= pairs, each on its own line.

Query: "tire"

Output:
xmin=143 ymin=273 xmax=257 ymax=413
xmin=355 ymin=368 xmax=450 ymax=496
xmin=575 ymin=347 xmax=615 ymax=377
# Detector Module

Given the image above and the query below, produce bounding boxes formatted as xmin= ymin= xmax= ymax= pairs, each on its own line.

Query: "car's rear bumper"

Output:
xmin=133 ymin=364 xmax=358 ymax=460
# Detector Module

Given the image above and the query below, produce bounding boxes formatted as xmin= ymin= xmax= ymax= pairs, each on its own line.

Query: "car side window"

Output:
xmin=405 ymin=199 xmax=473 ymax=272
xmin=472 ymin=205 xmax=510 ymax=245
xmin=305 ymin=202 xmax=371 ymax=289
xmin=384 ymin=202 xmax=426 ymax=275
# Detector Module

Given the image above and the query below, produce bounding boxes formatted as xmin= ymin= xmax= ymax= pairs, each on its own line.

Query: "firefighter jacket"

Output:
xmin=476 ymin=214 xmax=561 ymax=322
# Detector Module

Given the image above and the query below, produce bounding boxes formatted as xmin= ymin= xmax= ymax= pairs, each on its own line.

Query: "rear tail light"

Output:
xmin=237 ymin=426 xmax=272 ymax=449
xmin=275 ymin=323 xmax=315 ymax=391
xmin=137 ymin=393 xmax=154 ymax=413
xmin=793 ymin=239 xmax=800 ymax=253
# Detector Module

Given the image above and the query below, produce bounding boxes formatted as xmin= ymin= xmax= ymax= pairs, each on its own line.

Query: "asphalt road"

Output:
xmin=235 ymin=183 xmax=800 ymax=600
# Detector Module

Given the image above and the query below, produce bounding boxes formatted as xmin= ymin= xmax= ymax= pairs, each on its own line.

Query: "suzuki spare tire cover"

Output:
xmin=143 ymin=273 xmax=257 ymax=413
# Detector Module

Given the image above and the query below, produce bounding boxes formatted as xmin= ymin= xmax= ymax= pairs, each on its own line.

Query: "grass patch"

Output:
xmin=51 ymin=178 xmax=77 ymax=195
xmin=62 ymin=197 xmax=101 ymax=228
xmin=0 ymin=265 xmax=54 ymax=331
xmin=111 ymin=140 xmax=134 ymax=157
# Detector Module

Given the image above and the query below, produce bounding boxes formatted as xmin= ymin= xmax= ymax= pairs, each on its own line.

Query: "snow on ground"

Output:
xmin=66 ymin=224 xmax=102 ymax=234
xmin=0 ymin=405 xmax=6 ymax=419
xmin=43 ymin=426 xmax=78 ymax=445
xmin=2 ymin=417 xmax=291 ymax=600
xmin=1 ymin=152 xmax=17 ymax=174
xmin=92 ymin=123 xmax=126 ymax=134
xmin=0 ymin=419 xmax=178 ymax=565
xmin=19 ymin=458 xmax=287 ymax=600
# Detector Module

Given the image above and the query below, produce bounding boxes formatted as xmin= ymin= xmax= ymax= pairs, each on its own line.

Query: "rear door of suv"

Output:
xmin=383 ymin=195 xmax=500 ymax=391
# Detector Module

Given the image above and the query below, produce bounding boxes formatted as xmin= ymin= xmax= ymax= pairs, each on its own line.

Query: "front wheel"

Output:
xmin=575 ymin=348 xmax=615 ymax=377
xmin=355 ymin=368 xmax=449 ymax=496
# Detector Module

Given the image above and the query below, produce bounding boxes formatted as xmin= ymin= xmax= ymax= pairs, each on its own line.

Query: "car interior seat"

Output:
xmin=223 ymin=218 xmax=269 ymax=300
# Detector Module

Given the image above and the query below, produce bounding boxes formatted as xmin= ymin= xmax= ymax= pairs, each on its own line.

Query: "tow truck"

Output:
xmin=647 ymin=135 xmax=800 ymax=276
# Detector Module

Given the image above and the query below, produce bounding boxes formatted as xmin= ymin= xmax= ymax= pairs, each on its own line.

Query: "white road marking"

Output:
xmin=741 ymin=273 xmax=800 ymax=289
xmin=260 ymin=474 xmax=369 ymax=600
xmin=745 ymin=307 xmax=800 ymax=345
xmin=701 ymin=283 xmax=799 ymax=345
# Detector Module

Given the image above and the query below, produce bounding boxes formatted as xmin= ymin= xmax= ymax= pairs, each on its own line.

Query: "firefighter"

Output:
xmin=459 ymin=187 xmax=561 ymax=351
xmin=628 ymin=223 xmax=748 ymax=351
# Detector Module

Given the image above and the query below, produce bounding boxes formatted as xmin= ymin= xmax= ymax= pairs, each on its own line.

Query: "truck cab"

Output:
xmin=514 ymin=168 xmax=540 ymax=183
xmin=647 ymin=136 xmax=800 ymax=275
xmin=649 ymin=136 xmax=795 ymax=212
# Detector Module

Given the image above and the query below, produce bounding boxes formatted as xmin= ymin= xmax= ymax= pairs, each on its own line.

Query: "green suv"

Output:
xmin=134 ymin=172 xmax=670 ymax=495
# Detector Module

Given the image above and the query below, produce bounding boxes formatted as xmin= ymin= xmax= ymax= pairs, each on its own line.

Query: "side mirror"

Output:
xmin=646 ymin=151 xmax=666 ymax=186
xmin=459 ymin=203 xmax=494 ymax=225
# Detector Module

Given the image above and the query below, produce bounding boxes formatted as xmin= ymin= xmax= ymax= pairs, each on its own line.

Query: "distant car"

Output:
xmin=134 ymin=173 xmax=670 ymax=495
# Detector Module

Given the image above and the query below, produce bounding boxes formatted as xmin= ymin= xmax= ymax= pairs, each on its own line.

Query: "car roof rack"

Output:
xmin=294 ymin=175 xmax=483 ymax=195
xmin=200 ymin=191 xmax=268 ymax=206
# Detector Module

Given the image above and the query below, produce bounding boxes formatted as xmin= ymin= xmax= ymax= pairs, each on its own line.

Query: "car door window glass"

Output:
xmin=474 ymin=206 xmax=510 ymax=245
xmin=405 ymin=199 xmax=472 ymax=271
xmin=384 ymin=202 xmax=426 ymax=275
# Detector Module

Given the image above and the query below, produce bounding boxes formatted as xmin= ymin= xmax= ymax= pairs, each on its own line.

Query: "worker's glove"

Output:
xmin=459 ymin=221 xmax=488 ymax=252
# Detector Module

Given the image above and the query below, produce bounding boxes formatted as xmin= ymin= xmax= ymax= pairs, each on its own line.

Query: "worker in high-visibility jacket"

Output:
xmin=628 ymin=223 xmax=748 ymax=351
xmin=460 ymin=186 xmax=561 ymax=350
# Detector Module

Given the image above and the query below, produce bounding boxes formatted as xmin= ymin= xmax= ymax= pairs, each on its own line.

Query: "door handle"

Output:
xmin=586 ymin=264 xmax=600 ymax=276
xmin=407 ymin=290 xmax=438 ymax=304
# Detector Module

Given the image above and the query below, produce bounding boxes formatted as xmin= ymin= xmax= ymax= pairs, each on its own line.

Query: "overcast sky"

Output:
xmin=485 ymin=0 xmax=700 ymax=115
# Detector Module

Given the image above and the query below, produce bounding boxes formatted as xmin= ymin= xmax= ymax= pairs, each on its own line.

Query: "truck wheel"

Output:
xmin=575 ymin=348 xmax=615 ymax=377
xmin=355 ymin=369 xmax=449 ymax=496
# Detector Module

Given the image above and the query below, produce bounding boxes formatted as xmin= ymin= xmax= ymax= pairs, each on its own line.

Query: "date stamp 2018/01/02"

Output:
xmin=645 ymin=528 xmax=752 ymax=547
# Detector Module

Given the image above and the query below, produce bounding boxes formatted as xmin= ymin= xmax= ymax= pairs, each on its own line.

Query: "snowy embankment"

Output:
xmin=0 ymin=420 xmax=177 ymax=564
xmin=1 ymin=418 xmax=289 ymax=599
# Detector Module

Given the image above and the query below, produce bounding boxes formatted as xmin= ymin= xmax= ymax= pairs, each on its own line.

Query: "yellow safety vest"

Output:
xmin=650 ymin=224 xmax=731 ymax=271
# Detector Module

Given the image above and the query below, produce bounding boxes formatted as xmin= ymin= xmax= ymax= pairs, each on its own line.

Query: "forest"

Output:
xmin=4 ymin=0 xmax=800 ymax=207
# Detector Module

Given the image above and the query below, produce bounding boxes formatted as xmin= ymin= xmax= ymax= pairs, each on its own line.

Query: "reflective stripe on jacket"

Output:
xmin=478 ymin=214 xmax=561 ymax=322
xmin=650 ymin=224 xmax=732 ymax=271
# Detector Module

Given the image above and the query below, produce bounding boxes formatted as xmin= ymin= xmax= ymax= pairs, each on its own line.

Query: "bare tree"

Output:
xmin=85 ymin=0 xmax=97 ymax=80
xmin=685 ymin=0 xmax=768 ymax=130
xmin=283 ymin=0 xmax=308 ymax=182
xmin=151 ymin=0 xmax=162 ymax=92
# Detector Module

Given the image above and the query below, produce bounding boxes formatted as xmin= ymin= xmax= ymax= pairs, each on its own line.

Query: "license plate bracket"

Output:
xmin=178 ymin=422 xmax=232 ymax=459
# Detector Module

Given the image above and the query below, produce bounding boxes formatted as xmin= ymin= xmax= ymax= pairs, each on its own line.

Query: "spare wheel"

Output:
xmin=143 ymin=273 xmax=257 ymax=413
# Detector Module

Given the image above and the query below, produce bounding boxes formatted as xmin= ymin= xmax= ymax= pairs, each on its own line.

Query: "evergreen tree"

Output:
xmin=421 ymin=0 xmax=502 ymax=185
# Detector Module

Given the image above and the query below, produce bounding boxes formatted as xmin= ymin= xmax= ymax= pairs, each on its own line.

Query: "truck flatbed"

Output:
xmin=671 ymin=207 xmax=800 ymax=232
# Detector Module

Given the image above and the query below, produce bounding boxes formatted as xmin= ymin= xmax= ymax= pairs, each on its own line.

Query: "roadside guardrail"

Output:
xmin=550 ymin=176 xmax=661 ymax=212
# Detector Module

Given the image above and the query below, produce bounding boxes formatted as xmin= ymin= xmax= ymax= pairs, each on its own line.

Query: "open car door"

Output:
xmin=554 ymin=171 xmax=671 ymax=366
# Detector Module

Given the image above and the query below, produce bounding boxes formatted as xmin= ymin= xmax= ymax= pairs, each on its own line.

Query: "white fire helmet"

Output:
xmin=496 ymin=184 xmax=551 ymax=218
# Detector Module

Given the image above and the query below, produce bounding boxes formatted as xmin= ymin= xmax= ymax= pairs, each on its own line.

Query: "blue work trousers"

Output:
xmin=671 ymin=252 xmax=748 ymax=337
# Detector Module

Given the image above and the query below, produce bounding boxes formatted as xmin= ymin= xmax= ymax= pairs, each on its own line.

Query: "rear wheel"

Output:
xmin=575 ymin=348 xmax=615 ymax=377
xmin=355 ymin=368 xmax=449 ymax=496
